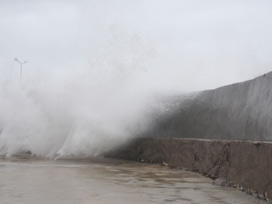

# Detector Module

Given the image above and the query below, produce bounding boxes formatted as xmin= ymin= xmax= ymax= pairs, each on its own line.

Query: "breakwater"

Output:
xmin=107 ymin=138 xmax=272 ymax=201
xmin=108 ymin=72 xmax=272 ymax=201
xmin=148 ymin=72 xmax=272 ymax=141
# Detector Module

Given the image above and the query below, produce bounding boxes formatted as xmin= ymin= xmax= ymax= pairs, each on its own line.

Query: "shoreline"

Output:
xmin=107 ymin=137 xmax=272 ymax=202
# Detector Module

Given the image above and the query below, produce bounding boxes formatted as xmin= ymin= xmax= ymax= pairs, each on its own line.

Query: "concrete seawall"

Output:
xmin=148 ymin=72 xmax=272 ymax=141
xmin=107 ymin=138 xmax=272 ymax=201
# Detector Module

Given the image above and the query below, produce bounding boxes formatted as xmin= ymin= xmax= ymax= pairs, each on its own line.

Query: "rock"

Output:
xmin=162 ymin=162 xmax=168 ymax=166
xmin=213 ymin=178 xmax=228 ymax=186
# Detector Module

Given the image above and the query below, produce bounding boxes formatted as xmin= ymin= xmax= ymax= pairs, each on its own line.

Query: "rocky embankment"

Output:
xmin=107 ymin=138 xmax=272 ymax=202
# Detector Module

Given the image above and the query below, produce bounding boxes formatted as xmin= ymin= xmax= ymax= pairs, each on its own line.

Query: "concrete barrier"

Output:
xmin=147 ymin=72 xmax=272 ymax=141
xmin=107 ymin=138 xmax=272 ymax=201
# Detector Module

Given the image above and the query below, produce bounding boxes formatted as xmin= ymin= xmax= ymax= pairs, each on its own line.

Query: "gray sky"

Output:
xmin=1 ymin=0 xmax=272 ymax=92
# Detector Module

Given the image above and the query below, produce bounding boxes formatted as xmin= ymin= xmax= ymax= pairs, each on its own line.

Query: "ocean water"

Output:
xmin=0 ymin=157 xmax=266 ymax=204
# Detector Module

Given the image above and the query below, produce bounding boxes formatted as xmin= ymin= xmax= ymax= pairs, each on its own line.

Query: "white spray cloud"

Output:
xmin=0 ymin=30 xmax=158 ymax=158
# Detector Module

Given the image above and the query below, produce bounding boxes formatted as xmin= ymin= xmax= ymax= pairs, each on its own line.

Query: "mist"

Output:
xmin=0 ymin=0 xmax=272 ymax=158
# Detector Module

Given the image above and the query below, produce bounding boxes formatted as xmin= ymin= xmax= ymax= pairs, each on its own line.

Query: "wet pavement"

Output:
xmin=0 ymin=157 xmax=267 ymax=204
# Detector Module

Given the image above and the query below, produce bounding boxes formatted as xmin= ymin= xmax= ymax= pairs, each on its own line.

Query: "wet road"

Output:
xmin=0 ymin=157 xmax=266 ymax=204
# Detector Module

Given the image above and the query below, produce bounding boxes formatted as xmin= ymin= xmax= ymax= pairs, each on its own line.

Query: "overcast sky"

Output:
xmin=1 ymin=0 xmax=272 ymax=92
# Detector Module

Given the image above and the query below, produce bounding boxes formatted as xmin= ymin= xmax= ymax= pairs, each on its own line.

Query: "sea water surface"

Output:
xmin=0 ymin=157 xmax=266 ymax=204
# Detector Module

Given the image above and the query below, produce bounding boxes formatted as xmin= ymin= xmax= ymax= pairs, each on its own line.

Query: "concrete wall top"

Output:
xmin=146 ymin=71 xmax=272 ymax=141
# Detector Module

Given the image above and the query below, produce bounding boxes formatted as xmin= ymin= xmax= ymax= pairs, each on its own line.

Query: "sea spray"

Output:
xmin=0 ymin=37 xmax=164 ymax=158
